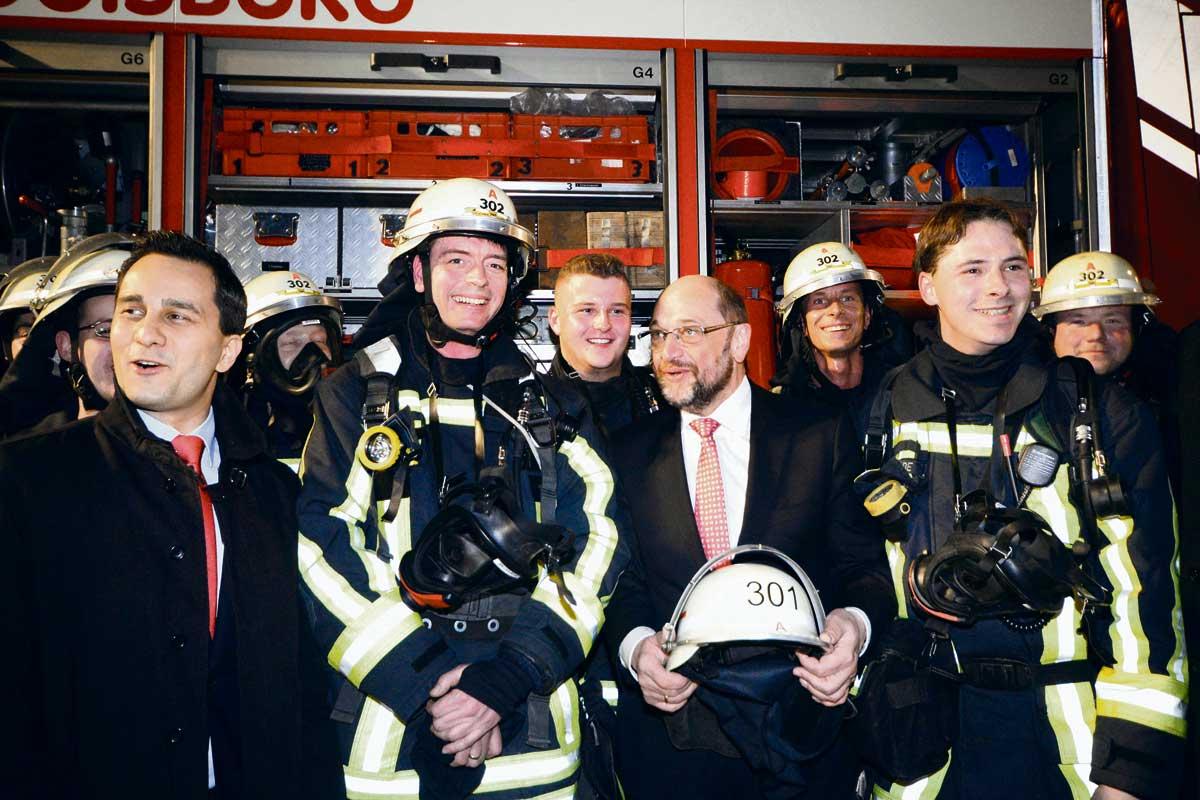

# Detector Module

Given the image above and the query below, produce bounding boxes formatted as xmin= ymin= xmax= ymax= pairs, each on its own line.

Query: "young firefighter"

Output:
xmin=859 ymin=200 xmax=1185 ymax=800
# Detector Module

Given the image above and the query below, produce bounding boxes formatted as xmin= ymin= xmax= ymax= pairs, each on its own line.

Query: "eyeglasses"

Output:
xmin=643 ymin=321 xmax=737 ymax=349
xmin=78 ymin=320 xmax=112 ymax=340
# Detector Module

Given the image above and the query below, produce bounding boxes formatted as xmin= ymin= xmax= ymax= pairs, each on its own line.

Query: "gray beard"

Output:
xmin=663 ymin=340 xmax=735 ymax=414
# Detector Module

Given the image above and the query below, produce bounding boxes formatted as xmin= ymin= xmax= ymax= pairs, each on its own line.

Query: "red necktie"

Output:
xmin=690 ymin=418 xmax=730 ymax=564
xmin=172 ymin=435 xmax=218 ymax=638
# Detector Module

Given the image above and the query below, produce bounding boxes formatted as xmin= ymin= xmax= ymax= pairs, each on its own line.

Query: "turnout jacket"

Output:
xmin=297 ymin=310 xmax=628 ymax=798
xmin=0 ymin=384 xmax=342 ymax=800
xmin=871 ymin=347 xmax=1186 ymax=800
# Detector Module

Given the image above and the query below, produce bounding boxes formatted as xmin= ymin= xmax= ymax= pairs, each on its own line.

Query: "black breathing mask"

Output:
xmin=398 ymin=472 xmax=576 ymax=613
xmin=906 ymin=490 xmax=1110 ymax=628
xmin=248 ymin=314 xmax=341 ymax=399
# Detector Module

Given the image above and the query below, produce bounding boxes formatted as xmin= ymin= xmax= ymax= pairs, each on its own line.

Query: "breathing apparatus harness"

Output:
xmin=857 ymin=357 xmax=1122 ymax=680
xmin=864 ymin=359 xmax=1113 ymax=628
xmin=352 ymin=331 xmax=580 ymax=616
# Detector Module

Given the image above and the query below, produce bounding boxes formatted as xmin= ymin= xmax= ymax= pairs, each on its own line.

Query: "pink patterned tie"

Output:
xmin=690 ymin=418 xmax=730 ymax=564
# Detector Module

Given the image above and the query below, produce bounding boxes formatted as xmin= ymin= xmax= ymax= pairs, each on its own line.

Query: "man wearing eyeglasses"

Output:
xmin=9 ymin=233 xmax=135 ymax=435
xmin=603 ymin=275 xmax=894 ymax=799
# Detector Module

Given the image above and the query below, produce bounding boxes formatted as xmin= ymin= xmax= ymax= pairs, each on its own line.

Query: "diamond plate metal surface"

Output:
xmin=342 ymin=206 xmax=408 ymax=297
xmin=215 ymin=205 xmax=339 ymax=287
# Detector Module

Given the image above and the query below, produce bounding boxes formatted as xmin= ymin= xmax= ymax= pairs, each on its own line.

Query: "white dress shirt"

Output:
xmin=138 ymin=407 xmax=223 ymax=789
xmin=617 ymin=377 xmax=871 ymax=675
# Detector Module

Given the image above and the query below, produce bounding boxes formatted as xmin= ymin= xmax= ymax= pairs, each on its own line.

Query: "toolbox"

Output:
xmin=214 ymin=205 xmax=340 ymax=287
xmin=340 ymin=207 xmax=408 ymax=297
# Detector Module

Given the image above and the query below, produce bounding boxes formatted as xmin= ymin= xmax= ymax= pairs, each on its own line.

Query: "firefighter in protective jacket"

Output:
xmin=861 ymin=200 xmax=1185 ymax=800
xmin=297 ymin=178 xmax=629 ymax=799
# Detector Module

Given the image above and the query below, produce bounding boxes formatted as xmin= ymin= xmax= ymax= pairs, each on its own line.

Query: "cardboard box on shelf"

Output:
xmin=626 ymin=210 xmax=664 ymax=248
xmin=630 ymin=263 xmax=669 ymax=289
xmin=536 ymin=211 xmax=588 ymax=249
xmin=586 ymin=212 xmax=628 ymax=248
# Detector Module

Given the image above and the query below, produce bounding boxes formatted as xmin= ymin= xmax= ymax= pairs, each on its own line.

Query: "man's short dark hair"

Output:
xmin=713 ymin=278 xmax=749 ymax=324
xmin=554 ymin=253 xmax=631 ymax=291
xmin=912 ymin=198 xmax=1028 ymax=276
xmin=117 ymin=231 xmax=246 ymax=335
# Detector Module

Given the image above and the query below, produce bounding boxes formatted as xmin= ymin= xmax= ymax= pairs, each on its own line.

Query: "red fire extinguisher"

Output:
xmin=715 ymin=249 xmax=777 ymax=389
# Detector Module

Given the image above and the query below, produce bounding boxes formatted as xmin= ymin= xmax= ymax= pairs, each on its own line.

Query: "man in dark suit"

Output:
xmin=604 ymin=275 xmax=895 ymax=799
xmin=0 ymin=231 xmax=342 ymax=799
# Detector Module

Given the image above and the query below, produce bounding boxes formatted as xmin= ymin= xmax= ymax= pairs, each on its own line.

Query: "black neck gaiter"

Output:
xmin=928 ymin=317 xmax=1037 ymax=413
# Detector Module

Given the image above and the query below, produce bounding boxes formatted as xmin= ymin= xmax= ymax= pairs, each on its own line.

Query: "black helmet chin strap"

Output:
xmin=67 ymin=348 xmax=107 ymax=412
xmin=419 ymin=303 xmax=506 ymax=350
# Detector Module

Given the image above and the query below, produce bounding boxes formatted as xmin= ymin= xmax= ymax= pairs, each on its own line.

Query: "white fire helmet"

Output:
xmin=776 ymin=242 xmax=884 ymax=326
xmin=1032 ymin=250 xmax=1160 ymax=320
xmin=391 ymin=178 xmax=534 ymax=282
xmin=243 ymin=270 xmax=342 ymax=332
xmin=663 ymin=544 xmax=827 ymax=672
xmin=0 ymin=256 xmax=56 ymax=317
xmin=30 ymin=232 xmax=136 ymax=333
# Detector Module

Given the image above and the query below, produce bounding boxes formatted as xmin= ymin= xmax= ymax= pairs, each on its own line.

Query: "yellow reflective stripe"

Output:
xmin=348 ymin=696 xmax=406 ymax=774
xmin=531 ymin=572 xmax=602 ymax=654
xmin=1095 ymin=668 xmax=1187 ymax=735
xmin=1095 ymin=514 xmax=1148 ymax=675
xmin=601 ymin=679 xmax=619 ymax=706
xmin=550 ymin=679 xmax=579 ymax=750
xmin=329 ymin=595 xmax=422 ymax=686
xmin=475 ymin=741 xmax=578 ymax=791
xmin=873 ymin=757 xmax=950 ymax=800
xmin=1156 ymin=499 xmax=1189 ymax=689
xmin=1040 ymin=593 xmax=1088 ymax=665
xmin=893 ymin=421 xmax=994 ymax=458
xmin=280 ymin=456 xmax=301 ymax=473
xmin=528 ymin=436 xmax=620 ymax=653
xmin=344 ymin=684 xmax=581 ymax=797
xmin=394 ymin=391 xmax=477 ymax=427
xmin=1057 ymin=763 xmax=1096 ymax=800
xmin=885 ymin=540 xmax=908 ymax=619
xmin=343 ymin=767 xmax=418 ymax=799
xmin=1025 ymin=468 xmax=1081 ymax=552
xmin=475 ymin=685 xmax=580 ymax=793
xmin=299 ymin=533 xmax=370 ymax=625
xmin=558 ymin=437 xmax=619 ymax=591
xmin=523 ymin=787 xmax=576 ymax=800
xmin=1043 ymin=679 xmax=1095 ymax=766
xmin=331 ymin=457 xmax=395 ymax=594
xmin=1168 ymin=507 xmax=1188 ymax=685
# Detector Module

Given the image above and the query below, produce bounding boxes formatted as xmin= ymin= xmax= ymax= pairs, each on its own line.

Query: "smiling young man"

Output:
xmin=862 ymin=200 xmax=1185 ymax=800
xmin=773 ymin=242 xmax=911 ymax=436
xmin=297 ymin=178 xmax=628 ymax=799
xmin=603 ymin=274 xmax=894 ymax=799
xmin=0 ymin=231 xmax=343 ymax=799
xmin=548 ymin=253 xmax=662 ymax=439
